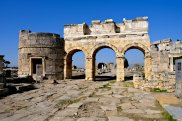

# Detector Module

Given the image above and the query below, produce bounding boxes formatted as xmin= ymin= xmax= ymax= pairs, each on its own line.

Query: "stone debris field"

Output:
xmin=0 ymin=80 xmax=168 ymax=121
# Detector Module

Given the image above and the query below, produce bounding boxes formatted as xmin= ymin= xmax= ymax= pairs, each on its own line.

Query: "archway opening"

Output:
xmin=124 ymin=48 xmax=144 ymax=81
xmin=93 ymin=47 xmax=116 ymax=81
xmin=65 ymin=50 xmax=85 ymax=79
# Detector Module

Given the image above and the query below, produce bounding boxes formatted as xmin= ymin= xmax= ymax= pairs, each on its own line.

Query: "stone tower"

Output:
xmin=18 ymin=30 xmax=64 ymax=80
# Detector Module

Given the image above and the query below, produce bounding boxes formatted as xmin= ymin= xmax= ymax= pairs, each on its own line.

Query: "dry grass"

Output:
xmin=155 ymin=94 xmax=182 ymax=105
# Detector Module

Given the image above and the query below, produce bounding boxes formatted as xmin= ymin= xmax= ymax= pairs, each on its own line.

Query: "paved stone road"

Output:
xmin=0 ymin=79 xmax=167 ymax=121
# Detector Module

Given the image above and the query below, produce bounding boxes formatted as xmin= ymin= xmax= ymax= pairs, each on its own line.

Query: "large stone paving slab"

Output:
xmin=0 ymin=80 xmax=167 ymax=121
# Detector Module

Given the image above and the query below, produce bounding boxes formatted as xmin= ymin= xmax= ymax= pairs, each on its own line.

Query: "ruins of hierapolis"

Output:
xmin=18 ymin=16 xmax=182 ymax=92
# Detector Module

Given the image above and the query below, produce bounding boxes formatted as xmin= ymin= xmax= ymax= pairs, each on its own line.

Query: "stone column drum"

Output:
xmin=116 ymin=57 xmax=125 ymax=81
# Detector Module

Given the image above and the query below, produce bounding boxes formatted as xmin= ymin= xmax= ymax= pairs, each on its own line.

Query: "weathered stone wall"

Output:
xmin=151 ymin=39 xmax=182 ymax=91
xmin=64 ymin=17 xmax=151 ymax=81
xmin=18 ymin=30 xmax=64 ymax=80
xmin=64 ymin=17 xmax=148 ymax=37
xmin=134 ymin=39 xmax=182 ymax=92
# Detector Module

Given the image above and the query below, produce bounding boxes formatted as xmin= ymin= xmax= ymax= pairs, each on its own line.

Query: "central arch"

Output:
xmin=88 ymin=43 xmax=119 ymax=81
xmin=90 ymin=43 xmax=119 ymax=58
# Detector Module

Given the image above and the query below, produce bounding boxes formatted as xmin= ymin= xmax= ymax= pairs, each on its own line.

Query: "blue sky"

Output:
xmin=0 ymin=0 xmax=182 ymax=67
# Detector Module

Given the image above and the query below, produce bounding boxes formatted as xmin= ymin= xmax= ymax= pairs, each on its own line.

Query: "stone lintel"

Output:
xmin=169 ymin=54 xmax=182 ymax=58
xmin=64 ymin=32 xmax=148 ymax=40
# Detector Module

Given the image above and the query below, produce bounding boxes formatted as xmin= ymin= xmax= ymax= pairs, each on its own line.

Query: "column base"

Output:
xmin=85 ymin=77 xmax=94 ymax=81
xmin=117 ymin=77 xmax=125 ymax=82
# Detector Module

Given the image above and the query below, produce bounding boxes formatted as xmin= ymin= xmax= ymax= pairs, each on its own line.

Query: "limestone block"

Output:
xmin=165 ymin=46 xmax=171 ymax=50
xmin=170 ymin=49 xmax=181 ymax=54
xmin=92 ymin=20 xmax=101 ymax=24
xmin=152 ymin=40 xmax=161 ymax=44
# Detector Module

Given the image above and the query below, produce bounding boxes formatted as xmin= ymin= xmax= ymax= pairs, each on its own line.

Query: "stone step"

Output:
xmin=0 ymin=83 xmax=4 ymax=89
xmin=6 ymin=83 xmax=36 ymax=92
xmin=0 ymin=76 xmax=5 ymax=83
xmin=0 ymin=88 xmax=9 ymax=97
xmin=16 ymin=84 xmax=35 ymax=92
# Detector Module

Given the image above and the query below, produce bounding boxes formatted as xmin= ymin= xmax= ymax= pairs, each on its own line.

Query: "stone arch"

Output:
xmin=64 ymin=47 xmax=87 ymax=79
xmin=65 ymin=46 xmax=88 ymax=59
xmin=120 ymin=42 xmax=151 ymax=80
xmin=86 ymin=43 xmax=118 ymax=81
xmin=121 ymin=42 xmax=150 ymax=56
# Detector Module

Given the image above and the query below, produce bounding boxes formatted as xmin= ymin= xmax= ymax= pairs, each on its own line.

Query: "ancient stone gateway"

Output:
xmin=18 ymin=16 xmax=182 ymax=91
xmin=64 ymin=17 xmax=151 ymax=81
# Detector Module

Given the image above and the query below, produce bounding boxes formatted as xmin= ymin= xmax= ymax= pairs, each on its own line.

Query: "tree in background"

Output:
xmin=3 ymin=60 xmax=10 ymax=68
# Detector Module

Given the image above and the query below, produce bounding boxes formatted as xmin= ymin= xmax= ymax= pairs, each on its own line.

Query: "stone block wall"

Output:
xmin=134 ymin=39 xmax=182 ymax=92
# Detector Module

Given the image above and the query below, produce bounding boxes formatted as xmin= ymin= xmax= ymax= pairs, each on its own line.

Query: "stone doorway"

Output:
xmin=31 ymin=58 xmax=43 ymax=78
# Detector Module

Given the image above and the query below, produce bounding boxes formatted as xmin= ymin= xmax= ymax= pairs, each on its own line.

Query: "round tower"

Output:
xmin=18 ymin=30 xmax=64 ymax=80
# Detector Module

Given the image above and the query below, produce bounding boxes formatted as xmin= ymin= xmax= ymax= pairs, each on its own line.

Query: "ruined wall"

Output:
xmin=151 ymin=39 xmax=182 ymax=91
xmin=64 ymin=17 xmax=148 ymax=37
xmin=18 ymin=30 xmax=64 ymax=80
xmin=134 ymin=39 xmax=182 ymax=92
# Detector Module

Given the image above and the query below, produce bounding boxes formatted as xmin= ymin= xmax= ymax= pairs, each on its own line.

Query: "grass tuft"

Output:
xmin=151 ymin=88 xmax=167 ymax=92
xmin=162 ymin=111 xmax=177 ymax=121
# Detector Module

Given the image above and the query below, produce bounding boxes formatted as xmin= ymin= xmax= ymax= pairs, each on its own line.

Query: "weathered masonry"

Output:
xmin=64 ymin=17 xmax=151 ymax=81
xmin=18 ymin=31 xmax=64 ymax=80
xmin=18 ymin=17 xmax=182 ymax=90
